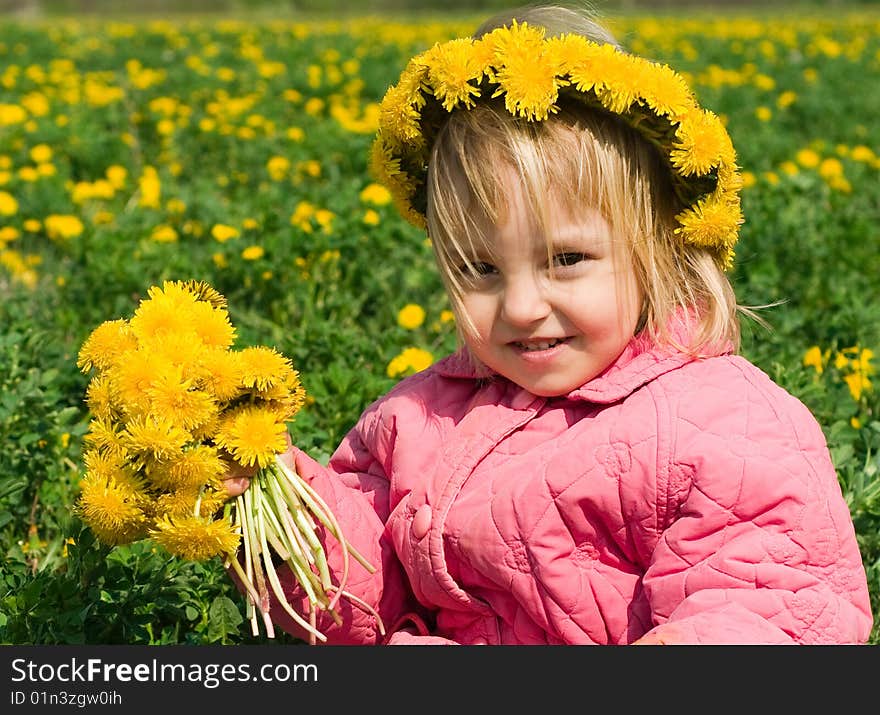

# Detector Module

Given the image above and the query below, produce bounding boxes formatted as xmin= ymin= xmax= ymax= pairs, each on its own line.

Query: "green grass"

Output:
xmin=0 ymin=9 xmax=878 ymax=644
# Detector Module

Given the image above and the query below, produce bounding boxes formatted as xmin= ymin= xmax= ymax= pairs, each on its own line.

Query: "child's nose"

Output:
xmin=500 ymin=273 xmax=551 ymax=326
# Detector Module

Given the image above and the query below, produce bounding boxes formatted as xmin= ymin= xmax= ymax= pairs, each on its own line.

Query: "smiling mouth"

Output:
xmin=512 ymin=338 xmax=568 ymax=352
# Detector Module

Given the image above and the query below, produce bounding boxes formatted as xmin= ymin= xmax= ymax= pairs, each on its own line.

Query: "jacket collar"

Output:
xmin=434 ymin=314 xmax=733 ymax=405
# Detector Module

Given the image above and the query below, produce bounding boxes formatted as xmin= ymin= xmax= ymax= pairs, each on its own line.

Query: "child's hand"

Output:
xmin=221 ymin=455 xmax=257 ymax=499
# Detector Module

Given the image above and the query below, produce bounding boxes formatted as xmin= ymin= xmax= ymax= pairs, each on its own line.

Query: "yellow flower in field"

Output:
xmin=106 ymin=164 xmax=127 ymax=189
xmin=802 ymin=346 xmax=825 ymax=374
xmin=0 ymin=190 xmax=18 ymax=216
xmin=359 ymin=182 xmax=392 ymax=206
xmin=215 ymin=405 xmax=288 ymax=469
xmin=0 ymin=226 xmax=20 ymax=244
xmin=305 ymin=97 xmax=324 ymax=116
xmin=211 ymin=223 xmax=239 ymax=242
xmin=266 ymin=155 xmax=290 ymax=181
xmin=0 ymin=103 xmax=27 ymax=125
xmin=150 ymin=514 xmax=240 ymax=560
xmin=298 ymin=160 xmax=321 ymax=178
xmin=18 ymin=166 xmax=38 ymax=183
xmin=286 ymin=126 xmax=304 ymax=142
xmin=315 ymin=209 xmax=334 ymax=233
xmin=755 ymin=106 xmax=772 ymax=122
xmin=23 ymin=219 xmax=41 ymax=232
xmin=780 ymin=161 xmax=799 ymax=176
xmin=138 ymin=166 xmax=161 ymax=208
xmin=242 ymin=218 xmax=258 ymax=230
xmin=844 ymin=372 xmax=871 ymax=402
xmin=777 ymin=90 xmax=797 ymax=109
xmin=166 ymin=198 xmax=186 ymax=215
xmin=241 ymin=245 xmax=264 ymax=261
xmin=387 ymin=347 xmax=434 ymax=378
xmin=740 ymin=171 xmax=756 ymax=189
xmin=440 ymin=310 xmax=455 ymax=324
xmin=363 ymin=209 xmax=380 ymax=226
xmin=850 ymin=145 xmax=875 ymax=163
xmin=397 ymin=303 xmax=426 ymax=329
xmin=151 ymin=224 xmax=178 ymax=243
xmin=818 ymin=158 xmax=844 ymax=179
xmin=45 ymin=214 xmax=84 ymax=240
xmin=796 ymin=148 xmax=820 ymax=168
xmin=29 ymin=143 xmax=52 ymax=163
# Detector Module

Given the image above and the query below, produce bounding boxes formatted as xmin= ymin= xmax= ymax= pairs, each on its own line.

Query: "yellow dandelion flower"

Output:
xmin=144 ymin=365 xmax=217 ymax=431
xmin=130 ymin=286 xmax=198 ymax=343
xmin=238 ymin=345 xmax=295 ymax=392
xmin=670 ymin=110 xmax=730 ymax=176
xmin=674 ymin=194 xmax=742 ymax=261
xmin=590 ymin=45 xmax=643 ymax=115
xmin=189 ymin=300 xmax=235 ymax=349
xmin=83 ymin=417 xmax=128 ymax=459
xmin=489 ymin=22 xmax=564 ymax=121
xmin=241 ymin=245 xmax=264 ymax=261
xmin=76 ymin=471 xmax=148 ymax=546
xmin=796 ymin=148 xmax=821 ymax=168
xmin=215 ymin=405 xmax=288 ymax=469
xmin=423 ymin=38 xmax=484 ymax=111
xmin=397 ymin=303 xmax=426 ymax=329
xmin=150 ymin=514 xmax=240 ymax=560
xmin=359 ymin=182 xmax=392 ymax=206
xmin=85 ymin=373 xmax=119 ymax=420
xmin=0 ymin=190 xmax=18 ymax=216
xmin=211 ymin=224 xmax=239 ymax=243
xmin=640 ymin=62 xmax=695 ymax=119
xmin=195 ymin=348 xmax=243 ymax=403
xmin=387 ymin=347 xmax=434 ymax=379
xmin=121 ymin=413 xmax=190 ymax=462
xmin=45 ymin=214 xmax=84 ymax=240
xmin=77 ymin=319 xmax=137 ymax=373
xmin=115 ymin=349 xmax=166 ymax=411
xmin=148 ymin=444 xmax=227 ymax=491
xmin=802 ymin=346 xmax=825 ymax=374
xmin=844 ymin=372 xmax=871 ymax=402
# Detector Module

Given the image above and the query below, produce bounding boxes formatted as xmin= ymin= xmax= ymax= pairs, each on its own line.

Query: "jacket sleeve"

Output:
xmin=235 ymin=405 xmax=421 ymax=645
xmin=639 ymin=363 xmax=873 ymax=644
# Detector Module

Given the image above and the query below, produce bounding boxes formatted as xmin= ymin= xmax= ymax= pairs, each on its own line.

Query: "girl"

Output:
xmin=225 ymin=4 xmax=873 ymax=644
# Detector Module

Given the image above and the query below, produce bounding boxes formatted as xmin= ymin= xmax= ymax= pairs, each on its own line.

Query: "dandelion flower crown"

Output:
xmin=370 ymin=20 xmax=743 ymax=269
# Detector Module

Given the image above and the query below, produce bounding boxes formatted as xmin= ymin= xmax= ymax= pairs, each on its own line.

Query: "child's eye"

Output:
xmin=459 ymin=261 xmax=497 ymax=278
xmin=552 ymin=252 xmax=588 ymax=267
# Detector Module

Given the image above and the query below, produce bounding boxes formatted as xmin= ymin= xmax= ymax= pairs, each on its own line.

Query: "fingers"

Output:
xmin=224 ymin=475 xmax=251 ymax=498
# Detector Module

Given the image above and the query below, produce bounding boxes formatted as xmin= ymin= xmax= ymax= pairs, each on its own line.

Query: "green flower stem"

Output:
xmin=242 ymin=485 xmax=271 ymax=617
xmin=226 ymin=454 xmax=384 ymax=641
xmin=260 ymin=476 xmax=324 ymax=607
xmin=278 ymin=457 xmax=376 ymax=574
xmin=251 ymin=471 xmax=326 ymax=644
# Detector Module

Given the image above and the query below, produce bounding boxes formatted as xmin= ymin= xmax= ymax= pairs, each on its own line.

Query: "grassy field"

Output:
xmin=0 ymin=7 xmax=878 ymax=644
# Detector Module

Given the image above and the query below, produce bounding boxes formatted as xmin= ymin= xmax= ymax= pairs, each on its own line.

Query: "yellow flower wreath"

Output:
xmin=371 ymin=21 xmax=743 ymax=269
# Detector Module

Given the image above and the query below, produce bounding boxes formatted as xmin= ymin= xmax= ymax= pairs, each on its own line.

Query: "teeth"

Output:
xmin=516 ymin=338 xmax=562 ymax=351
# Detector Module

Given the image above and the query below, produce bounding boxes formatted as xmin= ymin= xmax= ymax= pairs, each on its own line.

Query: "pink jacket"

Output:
xmin=266 ymin=328 xmax=873 ymax=645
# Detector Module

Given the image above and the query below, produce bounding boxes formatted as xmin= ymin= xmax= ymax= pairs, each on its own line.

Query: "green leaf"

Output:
xmin=206 ymin=596 xmax=243 ymax=643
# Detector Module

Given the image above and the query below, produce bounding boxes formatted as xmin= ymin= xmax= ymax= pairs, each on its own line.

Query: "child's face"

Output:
xmin=456 ymin=173 xmax=643 ymax=397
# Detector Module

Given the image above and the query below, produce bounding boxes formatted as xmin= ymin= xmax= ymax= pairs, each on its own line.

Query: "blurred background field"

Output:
xmin=0 ymin=1 xmax=878 ymax=644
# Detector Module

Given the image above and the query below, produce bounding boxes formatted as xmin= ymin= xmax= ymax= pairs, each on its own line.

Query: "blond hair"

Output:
xmin=425 ymin=4 xmax=743 ymax=356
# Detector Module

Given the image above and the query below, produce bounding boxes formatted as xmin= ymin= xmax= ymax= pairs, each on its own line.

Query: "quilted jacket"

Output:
xmin=265 ymin=327 xmax=873 ymax=645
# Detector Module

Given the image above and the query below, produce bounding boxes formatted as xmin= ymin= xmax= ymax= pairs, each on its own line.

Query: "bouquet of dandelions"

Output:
xmin=74 ymin=280 xmax=382 ymax=643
